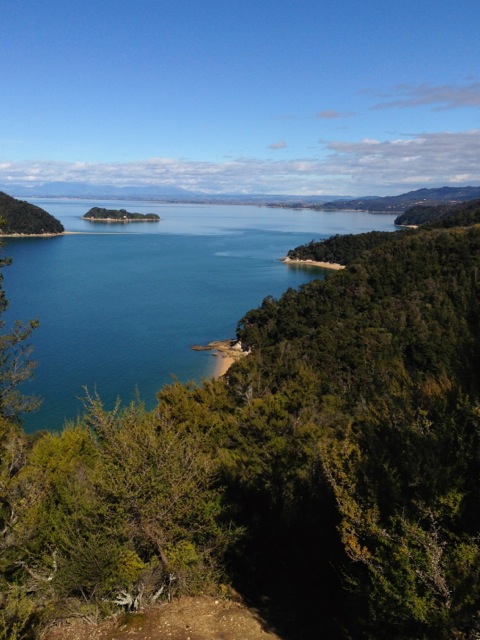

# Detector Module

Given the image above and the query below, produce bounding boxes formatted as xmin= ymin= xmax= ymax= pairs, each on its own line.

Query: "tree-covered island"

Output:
xmin=0 ymin=191 xmax=64 ymax=235
xmin=83 ymin=207 xmax=160 ymax=222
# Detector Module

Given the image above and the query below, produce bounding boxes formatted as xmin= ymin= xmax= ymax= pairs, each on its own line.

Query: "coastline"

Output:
xmin=0 ymin=232 xmax=64 ymax=238
xmin=281 ymin=256 xmax=345 ymax=270
xmin=1 ymin=231 xmax=136 ymax=237
xmin=83 ymin=217 xmax=160 ymax=222
xmin=192 ymin=339 xmax=249 ymax=378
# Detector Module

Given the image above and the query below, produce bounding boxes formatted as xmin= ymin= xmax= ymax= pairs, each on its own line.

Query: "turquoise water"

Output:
xmin=3 ymin=200 xmax=397 ymax=432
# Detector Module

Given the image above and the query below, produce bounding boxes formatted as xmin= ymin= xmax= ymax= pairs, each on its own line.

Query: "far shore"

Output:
xmin=281 ymin=256 xmax=345 ymax=270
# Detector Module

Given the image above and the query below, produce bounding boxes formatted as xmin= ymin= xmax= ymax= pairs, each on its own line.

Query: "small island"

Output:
xmin=0 ymin=191 xmax=64 ymax=236
xmin=83 ymin=207 xmax=160 ymax=222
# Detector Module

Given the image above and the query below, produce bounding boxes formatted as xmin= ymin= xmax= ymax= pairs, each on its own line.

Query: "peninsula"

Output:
xmin=83 ymin=207 xmax=160 ymax=222
xmin=0 ymin=191 xmax=64 ymax=236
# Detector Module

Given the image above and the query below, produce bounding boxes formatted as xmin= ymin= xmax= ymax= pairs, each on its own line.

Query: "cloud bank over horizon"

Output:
xmin=1 ymin=129 xmax=479 ymax=197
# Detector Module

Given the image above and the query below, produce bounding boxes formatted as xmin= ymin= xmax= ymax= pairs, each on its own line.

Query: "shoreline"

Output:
xmin=83 ymin=218 xmax=160 ymax=222
xmin=192 ymin=339 xmax=249 ymax=378
xmin=281 ymin=256 xmax=345 ymax=270
xmin=213 ymin=353 xmax=237 ymax=378
xmin=1 ymin=231 xmax=136 ymax=237
xmin=0 ymin=232 xmax=64 ymax=238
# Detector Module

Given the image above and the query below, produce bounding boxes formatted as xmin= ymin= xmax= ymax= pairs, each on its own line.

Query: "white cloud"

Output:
xmin=316 ymin=110 xmax=356 ymax=119
xmin=268 ymin=140 xmax=287 ymax=150
xmin=320 ymin=129 xmax=480 ymax=192
xmin=371 ymin=82 xmax=480 ymax=111
xmin=1 ymin=130 xmax=479 ymax=196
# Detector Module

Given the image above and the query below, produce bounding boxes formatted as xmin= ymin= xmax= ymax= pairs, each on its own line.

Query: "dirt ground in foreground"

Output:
xmin=43 ymin=596 xmax=283 ymax=640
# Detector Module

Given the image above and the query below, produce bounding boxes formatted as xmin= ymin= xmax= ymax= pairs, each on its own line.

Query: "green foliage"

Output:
xmin=0 ymin=192 xmax=64 ymax=235
xmin=0 ymin=392 xmax=239 ymax=631
xmin=0 ymin=584 xmax=41 ymax=640
xmin=321 ymin=394 xmax=480 ymax=638
xmin=0 ymin=320 xmax=41 ymax=419
xmin=0 ymin=248 xmax=41 ymax=420
xmin=85 ymin=392 xmax=236 ymax=590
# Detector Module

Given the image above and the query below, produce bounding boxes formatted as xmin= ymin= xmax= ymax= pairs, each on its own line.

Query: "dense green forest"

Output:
xmin=395 ymin=197 xmax=480 ymax=227
xmin=0 ymin=192 xmax=64 ymax=235
xmin=83 ymin=207 xmax=160 ymax=221
xmin=285 ymin=230 xmax=407 ymax=265
xmin=2 ymin=200 xmax=480 ymax=638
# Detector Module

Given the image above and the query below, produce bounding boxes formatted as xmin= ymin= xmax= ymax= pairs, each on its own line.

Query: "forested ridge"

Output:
xmin=395 ymin=197 xmax=480 ymax=227
xmin=320 ymin=186 xmax=480 ymax=213
xmin=2 ymin=202 xmax=480 ymax=638
xmin=0 ymin=192 xmax=64 ymax=235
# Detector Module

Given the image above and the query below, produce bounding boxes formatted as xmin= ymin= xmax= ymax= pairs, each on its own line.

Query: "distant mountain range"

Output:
xmin=1 ymin=182 xmax=479 ymax=211
xmin=0 ymin=182 xmax=348 ymax=204
xmin=0 ymin=182 xmax=196 ymax=199
xmin=320 ymin=186 xmax=480 ymax=213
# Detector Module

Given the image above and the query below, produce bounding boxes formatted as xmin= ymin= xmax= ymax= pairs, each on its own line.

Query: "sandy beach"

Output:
xmin=192 ymin=339 xmax=248 ymax=378
xmin=281 ymin=256 xmax=345 ymax=270
xmin=213 ymin=353 xmax=237 ymax=377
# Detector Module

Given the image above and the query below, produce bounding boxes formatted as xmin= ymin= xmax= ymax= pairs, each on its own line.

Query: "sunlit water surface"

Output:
xmin=3 ymin=199 xmax=397 ymax=431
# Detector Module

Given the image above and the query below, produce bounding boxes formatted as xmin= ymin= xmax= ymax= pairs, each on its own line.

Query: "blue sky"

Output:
xmin=1 ymin=0 xmax=479 ymax=195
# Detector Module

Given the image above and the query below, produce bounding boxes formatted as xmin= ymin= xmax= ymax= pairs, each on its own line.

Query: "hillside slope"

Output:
xmin=0 ymin=191 xmax=64 ymax=235
xmin=395 ymin=197 xmax=480 ymax=227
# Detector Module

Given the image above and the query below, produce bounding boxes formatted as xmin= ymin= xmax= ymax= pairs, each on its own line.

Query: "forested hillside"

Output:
xmin=394 ymin=197 xmax=480 ymax=227
xmin=285 ymin=229 xmax=405 ymax=265
xmin=1 ymin=210 xmax=480 ymax=639
xmin=0 ymin=192 xmax=64 ymax=235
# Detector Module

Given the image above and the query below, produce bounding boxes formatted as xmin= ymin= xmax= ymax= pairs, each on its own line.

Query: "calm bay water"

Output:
xmin=3 ymin=199 xmax=397 ymax=432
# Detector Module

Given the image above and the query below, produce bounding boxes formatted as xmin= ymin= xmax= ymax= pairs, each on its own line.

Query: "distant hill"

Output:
xmin=320 ymin=186 xmax=480 ymax=213
xmin=0 ymin=191 xmax=64 ymax=235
